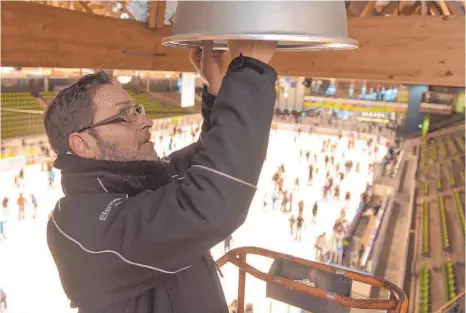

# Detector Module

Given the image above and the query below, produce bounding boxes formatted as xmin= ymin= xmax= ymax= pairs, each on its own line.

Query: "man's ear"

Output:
xmin=68 ymin=132 xmax=98 ymax=159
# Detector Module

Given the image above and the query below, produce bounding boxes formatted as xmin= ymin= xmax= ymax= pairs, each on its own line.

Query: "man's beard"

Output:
xmin=97 ymin=140 xmax=129 ymax=161
xmin=89 ymin=129 xmax=132 ymax=161
xmin=90 ymin=129 xmax=156 ymax=161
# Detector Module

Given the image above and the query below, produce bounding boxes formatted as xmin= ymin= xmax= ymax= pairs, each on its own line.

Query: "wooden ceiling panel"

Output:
xmin=1 ymin=2 xmax=464 ymax=86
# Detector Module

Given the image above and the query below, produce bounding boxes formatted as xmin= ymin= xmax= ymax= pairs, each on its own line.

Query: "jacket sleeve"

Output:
xmin=167 ymin=86 xmax=216 ymax=174
xmin=100 ymin=57 xmax=277 ymax=272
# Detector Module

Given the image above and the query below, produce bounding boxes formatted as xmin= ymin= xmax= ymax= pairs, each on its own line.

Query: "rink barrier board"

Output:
xmin=0 ymin=155 xmax=26 ymax=172
xmin=365 ymin=155 xmax=407 ymax=273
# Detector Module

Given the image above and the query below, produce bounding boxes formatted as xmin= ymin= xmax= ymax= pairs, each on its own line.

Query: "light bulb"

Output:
xmin=117 ymin=75 xmax=132 ymax=84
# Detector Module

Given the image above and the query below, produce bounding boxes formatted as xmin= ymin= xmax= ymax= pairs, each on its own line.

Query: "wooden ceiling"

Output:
xmin=2 ymin=1 xmax=465 ymax=86
xmin=36 ymin=0 xmax=466 ymax=23
xmin=345 ymin=1 xmax=465 ymax=17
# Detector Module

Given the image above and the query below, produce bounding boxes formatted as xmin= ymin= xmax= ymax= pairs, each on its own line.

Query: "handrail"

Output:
xmin=216 ymin=246 xmax=408 ymax=313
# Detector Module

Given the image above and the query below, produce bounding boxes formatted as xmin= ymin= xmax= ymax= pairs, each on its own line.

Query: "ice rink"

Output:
xmin=0 ymin=128 xmax=386 ymax=313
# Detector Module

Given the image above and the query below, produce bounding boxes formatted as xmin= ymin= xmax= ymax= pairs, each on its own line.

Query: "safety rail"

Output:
xmin=438 ymin=196 xmax=450 ymax=250
xmin=216 ymin=247 xmax=408 ymax=313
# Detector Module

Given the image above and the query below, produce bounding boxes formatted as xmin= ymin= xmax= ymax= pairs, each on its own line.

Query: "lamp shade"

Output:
xmin=162 ymin=1 xmax=358 ymax=51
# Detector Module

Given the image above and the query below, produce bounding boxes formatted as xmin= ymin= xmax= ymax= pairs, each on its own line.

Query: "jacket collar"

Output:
xmin=54 ymin=154 xmax=173 ymax=196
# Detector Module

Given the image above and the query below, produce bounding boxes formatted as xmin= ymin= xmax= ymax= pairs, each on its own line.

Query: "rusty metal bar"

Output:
xmin=216 ymin=247 xmax=408 ymax=313
xmin=237 ymin=254 xmax=246 ymax=313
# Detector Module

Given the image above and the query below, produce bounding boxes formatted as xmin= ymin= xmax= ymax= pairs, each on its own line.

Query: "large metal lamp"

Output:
xmin=162 ymin=1 xmax=358 ymax=51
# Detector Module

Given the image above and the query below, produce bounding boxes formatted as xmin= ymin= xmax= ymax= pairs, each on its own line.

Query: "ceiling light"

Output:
xmin=117 ymin=75 xmax=132 ymax=84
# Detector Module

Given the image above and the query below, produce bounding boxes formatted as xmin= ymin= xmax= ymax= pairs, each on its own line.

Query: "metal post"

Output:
xmin=43 ymin=76 xmax=49 ymax=92
xmin=237 ymin=254 xmax=246 ymax=313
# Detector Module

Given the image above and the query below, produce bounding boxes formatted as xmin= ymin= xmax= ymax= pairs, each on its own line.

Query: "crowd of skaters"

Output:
xmin=0 ymin=159 xmax=57 ymax=241
xmin=261 ymin=127 xmax=388 ymax=266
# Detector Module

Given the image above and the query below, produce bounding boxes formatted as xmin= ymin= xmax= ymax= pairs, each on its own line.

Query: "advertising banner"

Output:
xmin=304 ymin=96 xmax=407 ymax=113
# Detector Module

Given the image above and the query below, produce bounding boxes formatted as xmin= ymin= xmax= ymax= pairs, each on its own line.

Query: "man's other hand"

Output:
xmin=228 ymin=40 xmax=277 ymax=65
xmin=189 ymin=41 xmax=230 ymax=96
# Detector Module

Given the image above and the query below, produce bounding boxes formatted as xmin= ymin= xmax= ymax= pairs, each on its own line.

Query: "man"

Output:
xmin=45 ymin=40 xmax=277 ymax=313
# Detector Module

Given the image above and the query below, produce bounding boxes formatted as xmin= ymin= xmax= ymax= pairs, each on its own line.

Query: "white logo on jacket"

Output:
xmin=100 ymin=198 xmax=123 ymax=221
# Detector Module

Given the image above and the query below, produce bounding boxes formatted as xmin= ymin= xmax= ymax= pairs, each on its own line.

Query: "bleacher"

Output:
xmin=125 ymin=89 xmax=186 ymax=118
xmin=40 ymin=91 xmax=56 ymax=101
xmin=419 ymin=266 xmax=430 ymax=313
xmin=413 ymin=124 xmax=465 ymax=313
xmin=1 ymin=92 xmax=45 ymax=139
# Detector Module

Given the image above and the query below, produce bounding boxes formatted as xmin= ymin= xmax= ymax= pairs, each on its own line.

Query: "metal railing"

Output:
xmin=216 ymin=247 xmax=408 ymax=313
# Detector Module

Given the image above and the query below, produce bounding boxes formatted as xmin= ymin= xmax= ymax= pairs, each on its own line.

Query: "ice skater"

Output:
xmin=31 ymin=194 xmax=38 ymax=219
xmin=312 ymin=201 xmax=318 ymax=224
xmin=17 ymin=193 xmax=26 ymax=221
xmin=295 ymin=213 xmax=304 ymax=241
xmin=48 ymin=168 xmax=56 ymax=186
xmin=315 ymin=232 xmax=327 ymax=262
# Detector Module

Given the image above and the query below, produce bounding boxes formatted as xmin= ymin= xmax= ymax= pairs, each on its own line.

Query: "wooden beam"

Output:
xmin=428 ymin=1 xmax=442 ymax=15
xmin=414 ymin=4 xmax=422 ymax=14
xmin=400 ymin=2 xmax=421 ymax=15
xmin=380 ymin=1 xmax=399 ymax=15
xmin=348 ymin=1 xmax=370 ymax=17
xmin=421 ymin=0 xmax=429 ymax=15
xmin=360 ymin=1 xmax=376 ymax=17
xmin=78 ymin=1 xmax=93 ymax=14
xmin=445 ymin=1 xmax=464 ymax=15
xmin=435 ymin=0 xmax=451 ymax=15
xmin=1 ymin=2 xmax=464 ymax=86
xmin=155 ymin=0 xmax=167 ymax=29
xmin=147 ymin=1 xmax=157 ymax=29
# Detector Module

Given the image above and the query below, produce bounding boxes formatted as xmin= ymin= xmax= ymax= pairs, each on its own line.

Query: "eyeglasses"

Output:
xmin=77 ymin=104 xmax=145 ymax=133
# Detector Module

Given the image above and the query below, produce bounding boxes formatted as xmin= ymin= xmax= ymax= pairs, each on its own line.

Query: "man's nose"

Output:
xmin=139 ymin=114 xmax=154 ymax=129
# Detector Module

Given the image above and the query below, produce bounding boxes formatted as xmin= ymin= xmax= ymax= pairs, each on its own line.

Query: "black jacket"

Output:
xmin=47 ymin=56 xmax=277 ymax=313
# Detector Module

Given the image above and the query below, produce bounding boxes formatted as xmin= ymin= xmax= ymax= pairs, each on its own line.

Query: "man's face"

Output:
xmin=89 ymin=84 xmax=156 ymax=161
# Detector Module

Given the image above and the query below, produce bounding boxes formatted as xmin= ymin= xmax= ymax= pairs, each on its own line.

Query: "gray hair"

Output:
xmin=44 ymin=71 xmax=114 ymax=155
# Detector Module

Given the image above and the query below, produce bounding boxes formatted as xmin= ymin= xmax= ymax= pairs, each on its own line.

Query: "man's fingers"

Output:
xmin=201 ymin=40 xmax=214 ymax=65
xmin=189 ymin=47 xmax=202 ymax=59
xmin=189 ymin=47 xmax=202 ymax=69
